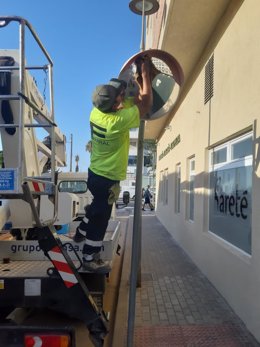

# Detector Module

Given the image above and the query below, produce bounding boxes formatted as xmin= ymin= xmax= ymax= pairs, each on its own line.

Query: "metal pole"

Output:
xmin=47 ymin=63 xmax=56 ymax=184
xmin=127 ymin=120 xmax=145 ymax=347
xmin=127 ymin=2 xmax=146 ymax=345
xmin=18 ymin=20 xmax=25 ymax=192
xmin=140 ymin=0 xmax=145 ymax=51
xmin=70 ymin=134 xmax=73 ymax=172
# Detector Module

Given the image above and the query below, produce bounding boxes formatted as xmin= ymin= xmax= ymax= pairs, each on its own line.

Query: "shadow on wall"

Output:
xmin=156 ymin=146 xmax=257 ymax=256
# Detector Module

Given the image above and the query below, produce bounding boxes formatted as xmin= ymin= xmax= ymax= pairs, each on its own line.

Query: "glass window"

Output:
xmin=58 ymin=180 xmax=87 ymax=194
xmin=159 ymin=171 xmax=163 ymax=202
xmin=164 ymin=169 xmax=168 ymax=205
xmin=188 ymin=158 xmax=195 ymax=221
xmin=212 ymin=147 xmax=227 ymax=165
xmin=209 ymin=132 xmax=252 ymax=254
xmin=159 ymin=169 xmax=168 ymax=204
xmin=231 ymin=136 xmax=252 ymax=160
xmin=130 ymin=141 xmax=137 ymax=147
xmin=144 ymin=155 xmax=152 ymax=167
xmin=128 ymin=155 xmax=137 ymax=166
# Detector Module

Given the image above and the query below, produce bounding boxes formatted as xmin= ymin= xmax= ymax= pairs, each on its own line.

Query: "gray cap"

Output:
xmin=109 ymin=78 xmax=127 ymax=95
xmin=92 ymin=84 xmax=117 ymax=112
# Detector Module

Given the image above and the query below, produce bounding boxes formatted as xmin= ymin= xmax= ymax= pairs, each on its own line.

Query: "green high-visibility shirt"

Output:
xmin=89 ymin=105 xmax=140 ymax=181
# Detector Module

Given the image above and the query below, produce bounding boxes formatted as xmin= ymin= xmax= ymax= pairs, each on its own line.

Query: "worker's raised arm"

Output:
xmin=135 ymin=56 xmax=153 ymax=119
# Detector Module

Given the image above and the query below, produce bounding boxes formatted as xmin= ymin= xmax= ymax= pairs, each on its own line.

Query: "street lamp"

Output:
xmin=129 ymin=0 xmax=159 ymax=51
xmin=127 ymin=2 xmax=159 ymax=346
xmin=129 ymin=0 xmax=159 ymax=15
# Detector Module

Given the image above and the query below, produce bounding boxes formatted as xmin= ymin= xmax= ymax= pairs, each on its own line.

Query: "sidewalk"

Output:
xmin=113 ymin=210 xmax=260 ymax=346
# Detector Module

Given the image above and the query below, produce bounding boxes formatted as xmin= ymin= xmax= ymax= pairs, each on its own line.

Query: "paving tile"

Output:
xmin=132 ymin=215 xmax=260 ymax=346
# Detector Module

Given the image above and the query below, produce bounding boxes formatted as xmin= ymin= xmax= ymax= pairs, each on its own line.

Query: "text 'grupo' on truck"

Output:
xmin=0 ymin=16 xmax=121 ymax=347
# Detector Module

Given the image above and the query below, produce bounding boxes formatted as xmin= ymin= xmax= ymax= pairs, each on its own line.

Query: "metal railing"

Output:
xmin=0 ymin=16 xmax=58 ymax=225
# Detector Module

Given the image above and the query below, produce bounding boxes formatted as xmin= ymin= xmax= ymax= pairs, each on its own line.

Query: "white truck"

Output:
xmin=0 ymin=16 xmax=120 ymax=347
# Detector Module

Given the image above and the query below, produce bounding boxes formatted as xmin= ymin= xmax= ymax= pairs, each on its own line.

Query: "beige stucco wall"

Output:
xmin=156 ymin=0 xmax=260 ymax=341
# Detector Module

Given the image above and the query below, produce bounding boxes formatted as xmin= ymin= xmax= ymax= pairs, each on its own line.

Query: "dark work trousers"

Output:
xmin=78 ymin=169 xmax=119 ymax=256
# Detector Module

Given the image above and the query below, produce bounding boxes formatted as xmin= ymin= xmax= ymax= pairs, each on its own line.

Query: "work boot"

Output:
xmin=82 ymin=254 xmax=111 ymax=274
xmin=73 ymin=228 xmax=86 ymax=243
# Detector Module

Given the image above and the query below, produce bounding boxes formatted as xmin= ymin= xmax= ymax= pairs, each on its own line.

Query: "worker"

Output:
xmin=73 ymin=54 xmax=154 ymax=273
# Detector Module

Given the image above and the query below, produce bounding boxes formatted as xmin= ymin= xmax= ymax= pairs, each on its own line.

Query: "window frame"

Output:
xmin=208 ymin=131 xmax=253 ymax=254
xmin=210 ymin=133 xmax=253 ymax=171
xmin=58 ymin=180 xmax=88 ymax=194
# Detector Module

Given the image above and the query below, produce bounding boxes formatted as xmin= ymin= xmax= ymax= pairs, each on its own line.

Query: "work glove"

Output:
xmin=134 ymin=54 xmax=160 ymax=86
xmin=108 ymin=183 xmax=121 ymax=205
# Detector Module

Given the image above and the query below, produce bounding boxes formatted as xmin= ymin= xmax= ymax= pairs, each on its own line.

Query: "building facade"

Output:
xmin=146 ymin=0 xmax=260 ymax=342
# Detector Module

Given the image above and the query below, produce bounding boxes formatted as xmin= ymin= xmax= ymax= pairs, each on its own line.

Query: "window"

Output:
xmin=130 ymin=140 xmax=137 ymax=148
xmin=159 ymin=169 xmax=168 ymax=205
xmin=210 ymin=133 xmax=253 ymax=169
xmin=164 ymin=169 xmax=168 ymax=205
xmin=188 ymin=158 xmax=195 ymax=221
xmin=175 ymin=164 xmax=181 ymax=213
xmin=128 ymin=155 xmax=137 ymax=166
xmin=58 ymin=180 xmax=88 ymax=194
xmin=209 ymin=132 xmax=253 ymax=254
xmin=159 ymin=170 xmax=163 ymax=202
xmin=231 ymin=136 xmax=252 ymax=160
xmin=212 ymin=146 xmax=227 ymax=165
xmin=144 ymin=155 xmax=152 ymax=167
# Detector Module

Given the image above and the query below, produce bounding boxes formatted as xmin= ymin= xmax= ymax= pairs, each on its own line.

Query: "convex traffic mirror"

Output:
xmin=119 ymin=49 xmax=184 ymax=120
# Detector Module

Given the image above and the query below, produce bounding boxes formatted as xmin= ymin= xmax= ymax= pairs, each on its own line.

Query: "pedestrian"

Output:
xmin=73 ymin=55 xmax=154 ymax=273
xmin=142 ymin=185 xmax=154 ymax=211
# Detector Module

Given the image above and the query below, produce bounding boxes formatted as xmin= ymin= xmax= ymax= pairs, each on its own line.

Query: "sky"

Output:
xmin=0 ymin=1 xmax=142 ymax=172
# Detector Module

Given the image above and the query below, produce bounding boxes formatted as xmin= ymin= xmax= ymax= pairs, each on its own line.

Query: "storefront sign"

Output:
xmin=209 ymin=165 xmax=252 ymax=254
xmin=159 ymin=134 xmax=180 ymax=161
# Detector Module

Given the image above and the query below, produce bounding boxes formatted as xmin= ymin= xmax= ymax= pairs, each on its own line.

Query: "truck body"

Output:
xmin=0 ymin=16 xmax=120 ymax=347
